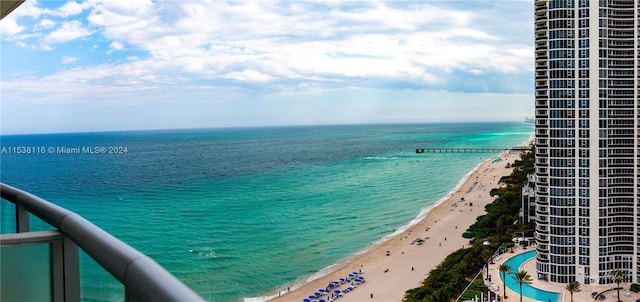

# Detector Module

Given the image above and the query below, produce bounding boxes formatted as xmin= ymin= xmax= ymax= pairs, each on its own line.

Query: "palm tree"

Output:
xmin=565 ymin=281 xmax=581 ymax=302
xmin=481 ymin=248 xmax=494 ymax=277
xmin=610 ymin=269 xmax=625 ymax=302
xmin=498 ymin=263 xmax=513 ymax=300
xmin=512 ymin=270 xmax=532 ymax=302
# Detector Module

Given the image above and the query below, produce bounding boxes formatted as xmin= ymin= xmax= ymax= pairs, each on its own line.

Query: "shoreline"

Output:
xmin=263 ymin=146 xmax=529 ymax=302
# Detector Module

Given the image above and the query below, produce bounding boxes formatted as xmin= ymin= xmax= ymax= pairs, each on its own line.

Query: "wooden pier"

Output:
xmin=415 ymin=146 xmax=532 ymax=154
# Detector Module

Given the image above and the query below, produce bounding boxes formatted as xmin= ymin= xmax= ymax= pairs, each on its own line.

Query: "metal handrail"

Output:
xmin=1 ymin=183 xmax=205 ymax=302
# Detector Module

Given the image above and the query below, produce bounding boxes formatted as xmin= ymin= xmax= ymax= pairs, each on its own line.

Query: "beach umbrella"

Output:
xmin=303 ymin=299 xmax=310 ymax=302
xmin=308 ymin=295 xmax=316 ymax=299
xmin=319 ymin=289 xmax=326 ymax=293
xmin=339 ymin=278 xmax=345 ymax=282
xmin=315 ymin=292 xmax=321 ymax=296
xmin=353 ymin=271 xmax=359 ymax=275
xmin=334 ymin=289 xmax=341 ymax=294
xmin=319 ymin=300 xmax=326 ymax=302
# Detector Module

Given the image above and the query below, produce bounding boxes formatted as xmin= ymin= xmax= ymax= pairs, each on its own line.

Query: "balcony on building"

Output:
xmin=608 ymin=20 xmax=634 ymax=28
xmin=0 ymin=183 xmax=205 ymax=302
xmin=609 ymin=1 xmax=635 ymax=9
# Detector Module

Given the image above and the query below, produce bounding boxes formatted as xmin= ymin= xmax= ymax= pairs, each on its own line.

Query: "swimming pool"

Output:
xmin=499 ymin=250 xmax=561 ymax=302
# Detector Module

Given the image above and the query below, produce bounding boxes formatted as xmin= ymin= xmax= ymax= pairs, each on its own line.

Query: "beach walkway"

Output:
xmin=415 ymin=146 xmax=532 ymax=153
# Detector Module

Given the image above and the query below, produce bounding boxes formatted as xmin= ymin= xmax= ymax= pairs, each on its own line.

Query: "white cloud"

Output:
xmin=62 ymin=56 xmax=78 ymax=64
xmin=55 ymin=1 xmax=91 ymax=17
xmin=4 ymin=0 xmax=44 ymax=19
xmin=223 ymin=70 xmax=274 ymax=82
xmin=36 ymin=19 xmax=56 ymax=29
xmin=0 ymin=0 xmax=47 ymax=35
xmin=109 ymin=41 xmax=124 ymax=51
xmin=3 ymin=0 xmax=534 ymax=103
xmin=43 ymin=20 xmax=92 ymax=44
xmin=0 ymin=17 xmax=25 ymax=36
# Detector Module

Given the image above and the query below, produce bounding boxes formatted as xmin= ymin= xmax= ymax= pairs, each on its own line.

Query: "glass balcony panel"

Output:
xmin=1 ymin=244 xmax=52 ymax=301
xmin=0 ymin=201 xmax=16 ymax=234
xmin=80 ymin=251 xmax=125 ymax=301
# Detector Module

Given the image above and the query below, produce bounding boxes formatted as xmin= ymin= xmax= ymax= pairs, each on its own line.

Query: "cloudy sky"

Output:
xmin=1 ymin=0 xmax=534 ymax=134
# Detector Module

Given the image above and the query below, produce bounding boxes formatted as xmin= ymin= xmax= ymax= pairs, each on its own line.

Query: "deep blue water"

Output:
xmin=1 ymin=122 xmax=533 ymax=301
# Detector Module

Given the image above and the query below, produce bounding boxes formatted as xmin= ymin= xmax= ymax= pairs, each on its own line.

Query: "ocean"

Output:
xmin=0 ymin=122 xmax=533 ymax=302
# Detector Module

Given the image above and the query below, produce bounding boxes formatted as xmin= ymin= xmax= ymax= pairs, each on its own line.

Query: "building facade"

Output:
xmin=534 ymin=0 xmax=639 ymax=284
xmin=522 ymin=176 xmax=537 ymax=224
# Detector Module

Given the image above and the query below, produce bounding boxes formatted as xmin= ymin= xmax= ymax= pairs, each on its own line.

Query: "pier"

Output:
xmin=415 ymin=146 xmax=532 ymax=154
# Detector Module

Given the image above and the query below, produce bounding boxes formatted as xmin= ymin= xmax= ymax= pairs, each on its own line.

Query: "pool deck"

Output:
xmin=486 ymin=246 xmax=640 ymax=302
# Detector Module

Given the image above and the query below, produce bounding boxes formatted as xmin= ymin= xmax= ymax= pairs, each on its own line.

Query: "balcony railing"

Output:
xmin=0 ymin=183 xmax=205 ymax=302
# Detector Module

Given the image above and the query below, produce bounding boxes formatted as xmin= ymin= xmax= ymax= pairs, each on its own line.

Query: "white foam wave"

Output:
xmin=244 ymin=261 xmax=347 ymax=302
xmin=189 ymin=247 xmax=217 ymax=259
xmin=376 ymin=158 xmax=489 ymax=244
xmin=364 ymin=156 xmax=398 ymax=160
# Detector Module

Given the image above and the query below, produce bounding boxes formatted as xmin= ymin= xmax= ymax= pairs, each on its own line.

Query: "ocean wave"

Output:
xmin=244 ymin=260 xmax=351 ymax=302
xmin=364 ymin=156 xmax=398 ymax=160
xmin=189 ymin=247 xmax=232 ymax=259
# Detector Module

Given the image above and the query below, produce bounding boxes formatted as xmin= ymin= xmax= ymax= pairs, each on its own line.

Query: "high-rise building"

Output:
xmin=534 ymin=0 xmax=639 ymax=285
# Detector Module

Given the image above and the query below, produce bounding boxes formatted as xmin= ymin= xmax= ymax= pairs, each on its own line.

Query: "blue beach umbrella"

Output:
xmin=353 ymin=271 xmax=359 ymax=275
xmin=315 ymin=292 xmax=321 ymax=296
xmin=319 ymin=300 xmax=326 ymax=302
xmin=303 ymin=299 xmax=310 ymax=302
xmin=308 ymin=295 xmax=316 ymax=299
xmin=334 ymin=289 xmax=341 ymax=294
xmin=319 ymin=289 xmax=325 ymax=293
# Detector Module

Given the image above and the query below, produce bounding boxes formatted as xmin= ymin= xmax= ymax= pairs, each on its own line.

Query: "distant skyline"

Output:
xmin=1 ymin=0 xmax=534 ymax=134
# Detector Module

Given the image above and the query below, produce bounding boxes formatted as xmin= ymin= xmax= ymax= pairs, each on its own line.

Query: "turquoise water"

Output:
xmin=1 ymin=122 xmax=533 ymax=302
xmin=501 ymin=250 xmax=561 ymax=302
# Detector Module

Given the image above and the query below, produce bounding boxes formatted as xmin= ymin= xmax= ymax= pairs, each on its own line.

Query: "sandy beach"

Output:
xmin=270 ymin=147 xmax=528 ymax=302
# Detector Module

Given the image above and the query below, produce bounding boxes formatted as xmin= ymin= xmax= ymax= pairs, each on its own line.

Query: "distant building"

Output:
xmin=534 ymin=0 xmax=639 ymax=285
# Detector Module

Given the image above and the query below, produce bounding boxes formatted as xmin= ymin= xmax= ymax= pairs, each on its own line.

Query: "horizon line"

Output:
xmin=1 ymin=120 xmax=533 ymax=136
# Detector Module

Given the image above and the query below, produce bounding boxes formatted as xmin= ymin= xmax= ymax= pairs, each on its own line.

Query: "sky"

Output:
xmin=1 ymin=0 xmax=535 ymax=134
